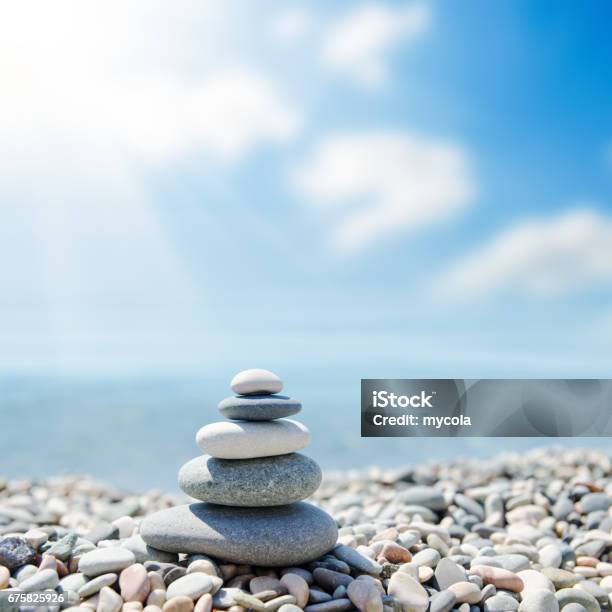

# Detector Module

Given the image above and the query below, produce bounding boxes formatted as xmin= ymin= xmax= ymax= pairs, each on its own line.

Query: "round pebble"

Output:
xmin=448 ymin=581 xmax=482 ymax=604
xmin=120 ymin=564 xmax=151 ymax=602
xmin=517 ymin=588 xmax=559 ymax=612
xmin=470 ymin=566 xmax=524 ymax=592
xmin=555 ymin=588 xmax=599 ymax=612
xmin=167 ymin=573 xmax=213 ymax=600
xmin=280 ymin=573 xmax=310 ymax=608
xmin=79 ymin=573 xmax=118 ymax=597
xmin=163 ymin=596 xmax=195 ymax=612
xmin=230 ymin=369 xmax=283 ymax=395
xmin=332 ymin=545 xmax=382 ymax=575
xmin=194 ymin=594 xmax=212 ymax=612
xmin=99 ymin=585 xmax=124 ymax=612
xmin=19 ymin=568 xmax=59 ymax=592
xmin=0 ymin=445 xmax=610 ymax=612
xmin=0 ymin=566 xmax=10 ymax=589
xmin=484 ymin=593 xmax=519 ymax=611
xmin=387 ymin=572 xmax=428 ymax=612
xmin=79 ymin=547 xmax=136 ymax=577
xmin=346 ymin=579 xmax=382 ymax=612
xmin=0 ymin=537 xmax=36 ymax=569
xmin=429 ymin=589 xmax=456 ymax=612
xmin=178 ymin=454 xmax=321 ymax=506
xmin=196 ymin=419 xmax=310 ymax=460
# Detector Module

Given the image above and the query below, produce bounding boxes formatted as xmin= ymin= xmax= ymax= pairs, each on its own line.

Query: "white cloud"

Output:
xmin=322 ymin=3 xmax=430 ymax=88
xmin=0 ymin=3 xmax=301 ymax=170
xmin=292 ymin=131 xmax=473 ymax=251
xmin=271 ymin=8 xmax=312 ymax=43
xmin=112 ymin=72 xmax=300 ymax=163
xmin=440 ymin=208 xmax=612 ymax=297
xmin=0 ymin=1 xmax=302 ymax=368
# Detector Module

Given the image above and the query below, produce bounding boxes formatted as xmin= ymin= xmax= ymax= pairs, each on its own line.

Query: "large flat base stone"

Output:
xmin=140 ymin=502 xmax=338 ymax=567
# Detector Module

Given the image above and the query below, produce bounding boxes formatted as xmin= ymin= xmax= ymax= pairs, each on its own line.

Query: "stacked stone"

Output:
xmin=141 ymin=369 xmax=337 ymax=567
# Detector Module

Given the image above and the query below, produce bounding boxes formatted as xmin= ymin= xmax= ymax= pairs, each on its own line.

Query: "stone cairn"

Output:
xmin=141 ymin=369 xmax=337 ymax=567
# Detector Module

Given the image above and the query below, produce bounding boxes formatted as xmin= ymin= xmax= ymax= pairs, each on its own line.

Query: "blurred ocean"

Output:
xmin=2 ymin=374 xmax=607 ymax=494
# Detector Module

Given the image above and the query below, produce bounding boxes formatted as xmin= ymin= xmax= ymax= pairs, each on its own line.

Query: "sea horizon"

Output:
xmin=3 ymin=374 xmax=608 ymax=492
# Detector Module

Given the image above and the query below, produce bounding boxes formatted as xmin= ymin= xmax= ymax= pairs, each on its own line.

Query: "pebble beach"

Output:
xmin=1 ymin=447 xmax=611 ymax=612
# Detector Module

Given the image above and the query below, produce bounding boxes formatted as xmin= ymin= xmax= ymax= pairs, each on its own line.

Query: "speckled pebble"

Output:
xmin=178 ymin=454 xmax=321 ymax=506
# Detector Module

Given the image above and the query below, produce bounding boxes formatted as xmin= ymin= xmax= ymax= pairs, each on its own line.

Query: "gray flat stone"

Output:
xmin=305 ymin=600 xmax=353 ymax=612
xmin=140 ymin=502 xmax=338 ymax=566
xmin=121 ymin=534 xmax=178 ymax=563
xmin=579 ymin=493 xmax=611 ymax=513
xmin=308 ymin=589 xmax=332 ymax=604
xmin=218 ymin=395 xmax=301 ymax=421
xmin=19 ymin=569 xmax=59 ymax=592
xmin=555 ymin=588 xmax=599 ymax=612
xmin=574 ymin=539 xmax=605 ymax=557
xmin=494 ymin=554 xmax=530 ymax=573
xmin=78 ymin=573 xmax=117 ymax=597
xmin=332 ymin=544 xmax=382 ymax=575
xmin=312 ymin=568 xmax=353 ymax=591
xmin=454 ymin=494 xmax=485 ymax=520
xmin=45 ymin=532 xmax=78 ymax=561
xmin=552 ymin=497 xmax=574 ymax=519
xmin=178 ymin=454 xmax=321 ymax=506
xmin=435 ymin=558 xmax=467 ymax=590
xmin=429 ymin=589 xmax=456 ymax=612
xmin=576 ymin=580 xmax=608 ymax=605
xmin=396 ymin=486 xmax=447 ymax=511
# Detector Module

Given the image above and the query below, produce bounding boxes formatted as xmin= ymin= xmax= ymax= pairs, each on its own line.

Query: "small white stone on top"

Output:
xmin=230 ymin=368 xmax=283 ymax=396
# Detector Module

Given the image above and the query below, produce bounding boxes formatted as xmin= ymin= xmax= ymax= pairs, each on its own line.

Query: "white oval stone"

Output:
xmin=518 ymin=589 xmax=559 ymax=612
xmin=78 ymin=548 xmax=135 ymax=577
xmin=196 ymin=419 xmax=310 ymax=459
xmin=230 ymin=369 xmax=283 ymax=395
xmin=166 ymin=573 xmax=213 ymax=600
xmin=517 ymin=570 xmax=554 ymax=600
xmin=387 ymin=573 xmax=428 ymax=612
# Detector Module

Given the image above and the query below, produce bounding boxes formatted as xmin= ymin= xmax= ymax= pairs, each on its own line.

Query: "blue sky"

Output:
xmin=1 ymin=0 xmax=612 ymax=378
